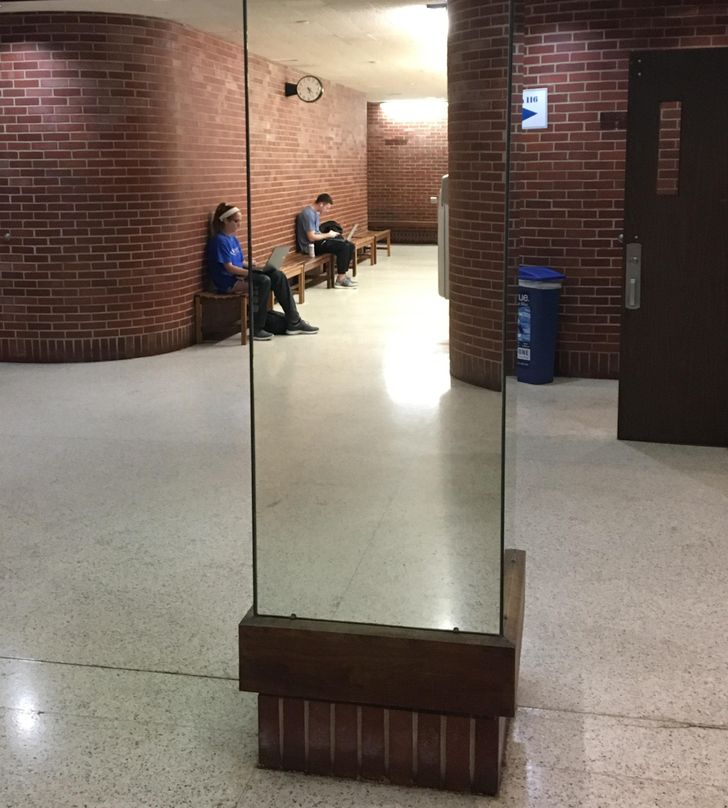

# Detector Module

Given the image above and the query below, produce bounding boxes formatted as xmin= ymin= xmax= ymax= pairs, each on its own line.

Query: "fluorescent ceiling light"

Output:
xmin=380 ymin=98 xmax=448 ymax=123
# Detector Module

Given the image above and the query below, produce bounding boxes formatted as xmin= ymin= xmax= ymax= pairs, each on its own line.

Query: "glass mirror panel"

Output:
xmin=1 ymin=0 xmax=251 ymax=675
xmin=247 ymin=0 xmax=506 ymax=633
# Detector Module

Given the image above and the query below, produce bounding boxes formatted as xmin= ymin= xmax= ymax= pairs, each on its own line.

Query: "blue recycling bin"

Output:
xmin=517 ymin=266 xmax=565 ymax=384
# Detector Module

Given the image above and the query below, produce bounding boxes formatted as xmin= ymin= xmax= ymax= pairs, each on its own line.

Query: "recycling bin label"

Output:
xmin=517 ymin=291 xmax=531 ymax=362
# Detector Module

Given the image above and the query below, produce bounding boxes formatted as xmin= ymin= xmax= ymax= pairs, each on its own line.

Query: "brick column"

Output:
xmin=447 ymin=0 xmax=512 ymax=391
xmin=0 ymin=12 xmax=245 ymax=363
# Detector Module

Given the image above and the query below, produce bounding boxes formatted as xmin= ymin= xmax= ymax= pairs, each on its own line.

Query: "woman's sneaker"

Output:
xmin=253 ymin=329 xmax=273 ymax=341
xmin=286 ymin=320 xmax=319 ymax=335
xmin=335 ymin=276 xmax=357 ymax=289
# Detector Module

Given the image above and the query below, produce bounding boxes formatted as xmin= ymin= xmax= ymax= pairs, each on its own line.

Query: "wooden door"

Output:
xmin=618 ymin=48 xmax=728 ymax=447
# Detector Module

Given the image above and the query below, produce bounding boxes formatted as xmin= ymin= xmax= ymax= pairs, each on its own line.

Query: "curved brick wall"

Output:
xmin=0 ymin=13 xmax=246 ymax=362
xmin=447 ymin=0 xmax=512 ymax=391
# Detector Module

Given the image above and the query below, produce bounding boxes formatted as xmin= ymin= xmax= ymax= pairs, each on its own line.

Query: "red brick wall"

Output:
xmin=510 ymin=0 xmax=728 ymax=378
xmin=366 ymin=103 xmax=448 ymax=243
xmin=246 ymin=56 xmax=367 ymax=263
xmin=0 ymin=12 xmax=247 ymax=362
xmin=0 ymin=13 xmax=368 ymax=362
xmin=448 ymin=0 xmax=512 ymax=391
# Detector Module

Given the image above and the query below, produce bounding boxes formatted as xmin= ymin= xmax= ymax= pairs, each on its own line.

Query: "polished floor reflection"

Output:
xmin=1 ymin=261 xmax=727 ymax=805
xmin=253 ymin=246 xmax=502 ymax=632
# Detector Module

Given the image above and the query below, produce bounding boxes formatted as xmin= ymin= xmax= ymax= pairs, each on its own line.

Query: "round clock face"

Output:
xmin=296 ymin=75 xmax=324 ymax=103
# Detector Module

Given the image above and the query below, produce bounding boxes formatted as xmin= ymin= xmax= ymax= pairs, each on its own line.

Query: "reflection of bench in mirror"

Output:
xmin=273 ymin=257 xmax=305 ymax=305
xmin=362 ymin=228 xmax=392 ymax=257
xmin=351 ymin=233 xmax=375 ymax=275
xmin=194 ymin=290 xmax=248 ymax=345
xmin=350 ymin=229 xmax=392 ymax=274
xmin=292 ymin=252 xmax=336 ymax=296
xmin=273 ymin=254 xmax=335 ymax=306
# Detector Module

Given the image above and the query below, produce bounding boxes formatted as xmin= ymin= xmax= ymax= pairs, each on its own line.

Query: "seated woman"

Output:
xmin=207 ymin=203 xmax=318 ymax=340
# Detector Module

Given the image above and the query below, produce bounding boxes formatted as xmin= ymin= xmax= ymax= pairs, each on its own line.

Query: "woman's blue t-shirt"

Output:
xmin=207 ymin=233 xmax=244 ymax=292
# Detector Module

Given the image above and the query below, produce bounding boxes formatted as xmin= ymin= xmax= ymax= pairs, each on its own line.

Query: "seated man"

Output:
xmin=296 ymin=193 xmax=357 ymax=289
xmin=207 ymin=203 xmax=318 ymax=340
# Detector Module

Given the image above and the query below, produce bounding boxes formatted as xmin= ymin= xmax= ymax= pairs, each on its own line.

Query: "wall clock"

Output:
xmin=284 ymin=75 xmax=324 ymax=103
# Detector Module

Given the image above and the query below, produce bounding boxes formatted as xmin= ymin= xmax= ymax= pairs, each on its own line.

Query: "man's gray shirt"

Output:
xmin=296 ymin=205 xmax=320 ymax=253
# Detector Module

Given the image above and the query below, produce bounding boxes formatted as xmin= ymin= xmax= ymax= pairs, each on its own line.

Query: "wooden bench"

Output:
xmin=277 ymin=256 xmax=305 ymax=303
xmin=303 ymin=252 xmax=335 ymax=290
xmin=280 ymin=252 xmax=335 ymax=303
xmin=351 ymin=233 xmax=377 ymax=274
xmin=367 ymin=228 xmax=391 ymax=257
xmin=194 ymin=290 xmax=249 ymax=345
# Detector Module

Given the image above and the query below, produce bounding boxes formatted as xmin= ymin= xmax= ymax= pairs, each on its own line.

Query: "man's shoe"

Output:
xmin=286 ymin=320 xmax=319 ymax=335
xmin=253 ymin=329 xmax=273 ymax=341
xmin=335 ymin=276 xmax=357 ymax=289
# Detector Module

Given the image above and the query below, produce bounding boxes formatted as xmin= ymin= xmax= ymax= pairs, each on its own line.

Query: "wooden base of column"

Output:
xmin=240 ymin=550 xmax=525 ymax=796
xmin=256 ymin=697 xmax=508 ymax=795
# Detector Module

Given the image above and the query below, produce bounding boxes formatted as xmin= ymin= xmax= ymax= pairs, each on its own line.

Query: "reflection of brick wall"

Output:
xmin=656 ymin=102 xmax=682 ymax=196
xmin=0 ymin=12 xmax=249 ymax=361
xmin=246 ymin=56 xmax=368 ymax=264
xmin=448 ymin=0 xmax=511 ymax=391
xmin=0 ymin=12 xmax=246 ymax=362
xmin=366 ymin=104 xmax=448 ymax=243
xmin=509 ymin=1 xmax=728 ymax=378
xmin=0 ymin=13 xmax=368 ymax=363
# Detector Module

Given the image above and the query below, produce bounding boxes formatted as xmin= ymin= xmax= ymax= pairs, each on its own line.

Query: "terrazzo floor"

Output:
xmin=1 ymin=246 xmax=727 ymax=807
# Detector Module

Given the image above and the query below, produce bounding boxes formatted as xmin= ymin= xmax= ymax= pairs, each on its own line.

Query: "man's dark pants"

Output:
xmin=315 ymin=238 xmax=354 ymax=275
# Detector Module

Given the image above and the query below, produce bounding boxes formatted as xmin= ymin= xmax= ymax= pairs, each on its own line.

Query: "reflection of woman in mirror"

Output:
xmin=207 ymin=203 xmax=319 ymax=340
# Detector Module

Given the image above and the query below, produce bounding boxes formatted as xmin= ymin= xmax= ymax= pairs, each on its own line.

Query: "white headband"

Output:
xmin=219 ymin=206 xmax=241 ymax=222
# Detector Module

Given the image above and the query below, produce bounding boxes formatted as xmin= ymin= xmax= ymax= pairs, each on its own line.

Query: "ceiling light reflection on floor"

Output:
xmin=13 ymin=694 xmax=40 ymax=735
xmin=383 ymin=338 xmax=450 ymax=409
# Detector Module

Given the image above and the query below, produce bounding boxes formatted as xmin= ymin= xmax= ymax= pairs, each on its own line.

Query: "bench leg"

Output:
xmin=241 ymin=296 xmax=248 ymax=345
xmin=194 ymin=296 xmax=203 ymax=344
xmin=298 ymin=269 xmax=305 ymax=305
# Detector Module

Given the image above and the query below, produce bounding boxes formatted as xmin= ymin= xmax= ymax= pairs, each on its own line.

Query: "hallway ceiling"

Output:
xmin=0 ymin=0 xmax=448 ymax=101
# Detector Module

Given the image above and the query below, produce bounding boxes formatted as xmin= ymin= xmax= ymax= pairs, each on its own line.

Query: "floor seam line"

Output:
xmin=520 ymin=759 xmax=728 ymax=793
xmin=0 ymin=654 xmax=237 ymax=683
xmin=516 ymin=703 xmax=728 ymax=731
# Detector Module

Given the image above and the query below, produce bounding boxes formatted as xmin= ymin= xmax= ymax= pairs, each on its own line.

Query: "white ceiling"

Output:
xmin=0 ymin=0 xmax=448 ymax=101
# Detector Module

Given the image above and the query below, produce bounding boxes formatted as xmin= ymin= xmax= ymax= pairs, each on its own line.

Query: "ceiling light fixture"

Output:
xmin=380 ymin=98 xmax=448 ymax=123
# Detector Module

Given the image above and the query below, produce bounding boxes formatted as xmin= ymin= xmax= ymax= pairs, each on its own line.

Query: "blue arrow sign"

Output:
xmin=522 ymin=88 xmax=548 ymax=129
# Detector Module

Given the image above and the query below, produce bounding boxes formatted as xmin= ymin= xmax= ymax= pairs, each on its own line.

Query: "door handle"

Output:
xmin=627 ymin=277 xmax=637 ymax=308
xmin=625 ymin=243 xmax=641 ymax=310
